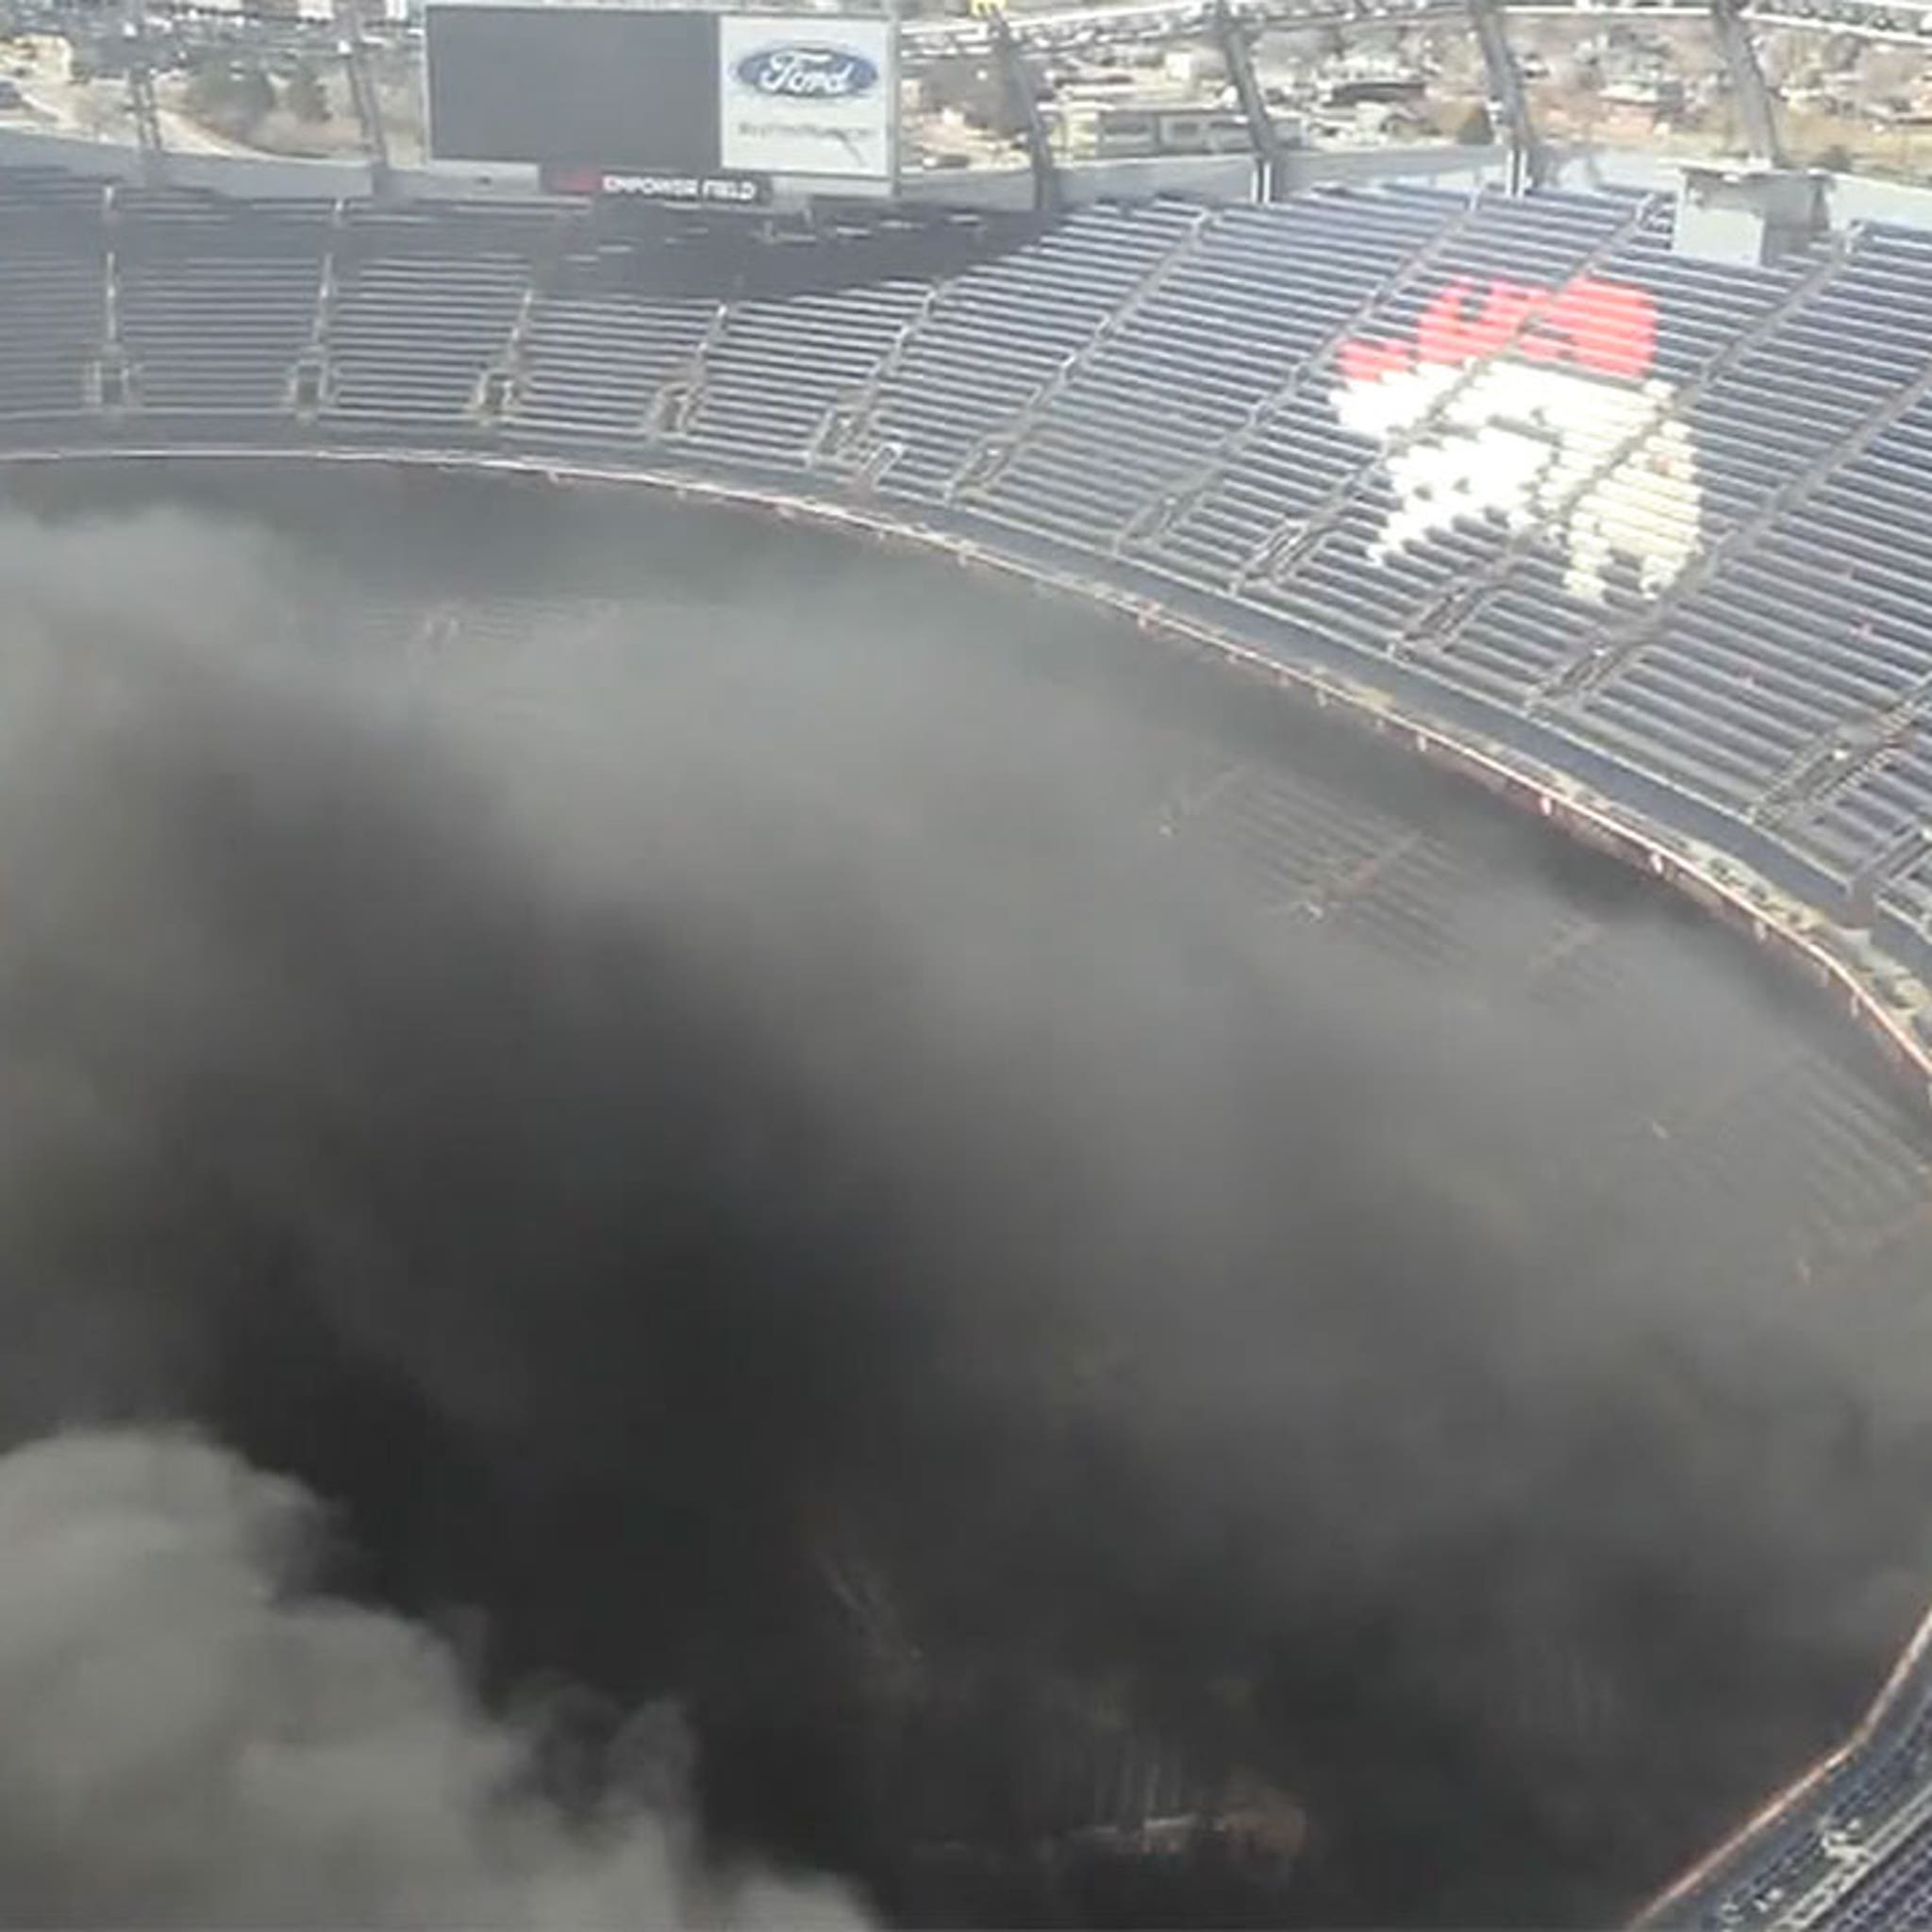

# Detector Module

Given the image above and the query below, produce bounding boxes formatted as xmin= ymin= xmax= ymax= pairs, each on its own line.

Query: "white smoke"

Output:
xmin=0 ymin=1428 xmax=870 ymax=1930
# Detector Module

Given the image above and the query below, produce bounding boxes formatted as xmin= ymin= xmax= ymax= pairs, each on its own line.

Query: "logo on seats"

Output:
xmin=732 ymin=43 xmax=880 ymax=100
xmin=1333 ymin=276 xmax=1704 ymax=607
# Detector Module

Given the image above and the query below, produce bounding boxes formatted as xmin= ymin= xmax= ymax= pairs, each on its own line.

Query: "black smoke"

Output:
xmin=0 ymin=471 xmax=1928 ymax=1929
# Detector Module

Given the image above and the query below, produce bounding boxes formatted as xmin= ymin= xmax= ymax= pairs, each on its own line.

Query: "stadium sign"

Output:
xmin=731 ymin=44 xmax=881 ymax=101
xmin=719 ymin=13 xmax=894 ymax=181
xmin=1333 ymin=276 xmax=1704 ymax=607
xmin=543 ymin=166 xmax=770 ymax=204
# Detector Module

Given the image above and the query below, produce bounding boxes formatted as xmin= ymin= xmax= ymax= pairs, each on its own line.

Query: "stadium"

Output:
xmin=3 ymin=0 xmax=1932 ymax=1926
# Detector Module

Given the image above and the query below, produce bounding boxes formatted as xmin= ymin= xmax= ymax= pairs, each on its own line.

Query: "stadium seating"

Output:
xmin=323 ymin=252 xmax=529 ymax=431
xmin=674 ymin=281 xmax=929 ymax=469
xmin=1167 ymin=191 xmax=1647 ymax=646
xmin=0 ymin=164 xmax=107 ymax=239
xmin=2 ymin=163 xmax=1932 ymax=1920
xmin=963 ymin=191 xmax=1452 ymax=558
xmin=7 ymin=165 xmax=1932 ymax=1001
xmin=0 ymin=247 xmax=102 ymax=418
xmin=510 ymin=266 xmax=716 ymax=446
xmin=854 ymin=200 xmax=1202 ymax=499
xmin=1666 ymin=1695 xmax=1932 ymax=1929
xmin=122 ymin=256 xmax=324 ymax=416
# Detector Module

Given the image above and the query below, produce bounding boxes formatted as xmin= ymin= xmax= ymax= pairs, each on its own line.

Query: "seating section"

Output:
xmin=343 ymin=196 xmax=566 ymax=258
xmin=858 ymin=200 xmax=1202 ymax=498
xmin=0 ymin=248 xmax=102 ymax=418
xmin=6 ymin=172 xmax=1932 ymax=1926
xmin=112 ymin=185 xmax=337 ymax=240
xmin=5 ymin=170 xmax=1932 ymax=978
xmin=1424 ymin=206 xmax=1816 ymax=706
xmin=1882 ymin=841 xmax=1932 ymax=948
xmin=1115 ymin=187 xmax=1456 ymax=582
xmin=1668 ymin=1691 xmax=1932 ymax=1929
xmin=0 ymin=160 xmax=107 ymax=416
xmin=1830 ymin=1825 xmax=1932 ymax=1932
xmin=1222 ymin=192 xmax=1649 ymax=649
xmin=672 ymin=281 xmax=928 ymax=469
xmin=0 ymin=164 xmax=108 ymax=245
xmin=1173 ymin=751 xmax=1932 ymax=1270
xmin=111 ymin=195 xmax=332 ymax=418
xmin=1689 ymin=227 xmax=1932 ymax=536
xmin=123 ymin=257 xmax=323 ymax=414
xmin=963 ymin=191 xmax=1454 ymax=557
xmin=323 ymin=254 xmax=527 ymax=430
xmin=1545 ymin=231 xmax=1932 ymax=825
xmin=510 ymin=268 xmax=716 ymax=446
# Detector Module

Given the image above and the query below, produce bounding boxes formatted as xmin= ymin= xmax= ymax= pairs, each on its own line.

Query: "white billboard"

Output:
xmin=718 ymin=14 xmax=895 ymax=184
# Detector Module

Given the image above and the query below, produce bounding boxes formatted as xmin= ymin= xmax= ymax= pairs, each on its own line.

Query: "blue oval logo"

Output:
xmin=732 ymin=43 xmax=881 ymax=102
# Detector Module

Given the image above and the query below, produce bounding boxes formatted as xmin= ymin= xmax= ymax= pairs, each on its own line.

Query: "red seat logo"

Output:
xmin=1339 ymin=275 xmax=1659 ymax=385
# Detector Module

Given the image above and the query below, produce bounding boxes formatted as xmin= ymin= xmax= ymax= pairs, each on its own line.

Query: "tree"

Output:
xmin=181 ymin=57 xmax=231 ymax=125
xmin=183 ymin=56 xmax=275 ymax=134
xmin=285 ymin=59 xmax=329 ymax=125
xmin=236 ymin=62 xmax=275 ymax=126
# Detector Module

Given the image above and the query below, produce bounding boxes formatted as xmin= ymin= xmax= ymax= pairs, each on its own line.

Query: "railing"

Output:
xmin=807 ymin=286 xmax=937 ymax=477
xmin=644 ymin=300 xmax=728 ymax=442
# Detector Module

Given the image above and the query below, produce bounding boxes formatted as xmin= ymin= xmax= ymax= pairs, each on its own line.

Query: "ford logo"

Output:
xmin=732 ymin=43 xmax=880 ymax=102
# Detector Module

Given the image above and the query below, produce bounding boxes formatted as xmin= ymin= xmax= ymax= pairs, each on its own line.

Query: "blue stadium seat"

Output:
xmin=1 ymin=165 xmax=1932 ymax=992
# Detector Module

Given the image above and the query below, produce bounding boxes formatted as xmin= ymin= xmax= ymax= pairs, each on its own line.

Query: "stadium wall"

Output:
xmin=1279 ymin=142 xmax=1512 ymax=192
xmin=894 ymin=155 xmax=1259 ymax=208
xmin=1552 ymin=144 xmax=1932 ymax=231
xmin=894 ymin=146 xmax=1513 ymax=208
xmin=0 ymin=117 xmax=1513 ymax=211
xmin=8 ymin=113 xmax=1932 ymax=231
xmin=0 ymin=125 xmax=378 ymax=197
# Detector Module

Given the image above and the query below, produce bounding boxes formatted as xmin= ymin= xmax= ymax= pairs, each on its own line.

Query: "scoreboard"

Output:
xmin=424 ymin=2 xmax=896 ymax=198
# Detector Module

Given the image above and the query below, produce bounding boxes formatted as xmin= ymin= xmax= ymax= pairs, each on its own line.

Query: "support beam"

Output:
xmin=1468 ymin=0 xmax=1546 ymax=192
xmin=122 ymin=2 xmax=164 ymax=181
xmin=1212 ymin=0 xmax=1284 ymax=200
xmin=1708 ymin=0 xmax=1787 ymax=166
xmin=342 ymin=37 xmax=391 ymax=189
xmin=990 ymin=10 xmax=1059 ymax=216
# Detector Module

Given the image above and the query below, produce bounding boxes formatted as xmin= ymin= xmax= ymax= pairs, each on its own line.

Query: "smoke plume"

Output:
xmin=0 ymin=1428 xmax=862 ymax=1928
xmin=0 ymin=472 xmax=1925 ymax=1928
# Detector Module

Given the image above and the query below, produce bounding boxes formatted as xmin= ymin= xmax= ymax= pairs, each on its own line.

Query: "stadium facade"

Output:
xmin=1 ymin=116 xmax=1931 ymax=1926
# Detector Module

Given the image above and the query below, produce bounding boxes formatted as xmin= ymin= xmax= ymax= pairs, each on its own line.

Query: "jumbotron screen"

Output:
xmin=424 ymin=5 xmax=718 ymax=173
xmin=424 ymin=2 xmax=896 ymax=193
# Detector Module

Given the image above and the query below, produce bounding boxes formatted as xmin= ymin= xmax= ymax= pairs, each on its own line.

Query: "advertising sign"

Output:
xmin=717 ymin=14 xmax=894 ymax=182
xmin=542 ymin=167 xmax=771 ymax=205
